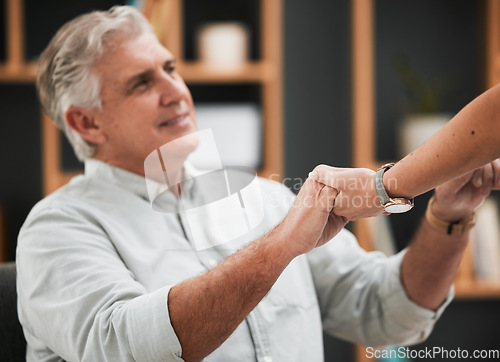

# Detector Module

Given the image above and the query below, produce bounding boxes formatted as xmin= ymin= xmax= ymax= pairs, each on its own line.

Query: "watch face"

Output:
xmin=385 ymin=202 xmax=413 ymax=213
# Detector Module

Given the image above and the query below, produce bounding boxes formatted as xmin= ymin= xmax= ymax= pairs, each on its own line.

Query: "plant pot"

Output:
xmin=398 ymin=112 xmax=452 ymax=158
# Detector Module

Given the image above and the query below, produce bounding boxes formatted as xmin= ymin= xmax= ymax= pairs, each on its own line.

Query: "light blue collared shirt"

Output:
xmin=17 ymin=159 xmax=451 ymax=362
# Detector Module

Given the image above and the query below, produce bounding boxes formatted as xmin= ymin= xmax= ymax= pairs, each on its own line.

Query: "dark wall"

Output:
xmin=284 ymin=0 xmax=352 ymax=181
xmin=0 ymin=85 xmax=41 ymax=261
xmin=375 ymin=0 xmax=483 ymax=162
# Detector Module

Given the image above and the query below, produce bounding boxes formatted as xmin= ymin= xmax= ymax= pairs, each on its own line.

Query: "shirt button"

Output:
xmin=208 ymin=259 xmax=218 ymax=267
xmin=262 ymin=356 xmax=272 ymax=362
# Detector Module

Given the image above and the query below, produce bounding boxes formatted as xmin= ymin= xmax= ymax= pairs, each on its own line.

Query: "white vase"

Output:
xmin=197 ymin=22 xmax=249 ymax=72
xmin=398 ymin=113 xmax=452 ymax=158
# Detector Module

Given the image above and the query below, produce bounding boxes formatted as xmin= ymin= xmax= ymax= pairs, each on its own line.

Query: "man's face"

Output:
xmin=91 ymin=32 xmax=198 ymax=175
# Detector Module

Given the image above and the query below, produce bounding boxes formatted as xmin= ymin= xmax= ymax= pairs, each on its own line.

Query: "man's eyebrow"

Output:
xmin=126 ymin=69 xmax=154 ymax=89
xmin=164 ymin=58 xmax=177 ymax=68
xmin=125 ymin=58 xmax=177 ymax=89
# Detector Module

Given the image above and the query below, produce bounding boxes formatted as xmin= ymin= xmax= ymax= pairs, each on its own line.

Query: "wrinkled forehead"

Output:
xmin=92 ymin=32 xmax=174 ymax=91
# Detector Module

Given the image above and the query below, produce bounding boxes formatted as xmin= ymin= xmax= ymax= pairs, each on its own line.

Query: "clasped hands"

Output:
xmin=309 ymin=160 xmax=500 ymax=222
xmin=280 ymin=160 xmax=500 ymax=257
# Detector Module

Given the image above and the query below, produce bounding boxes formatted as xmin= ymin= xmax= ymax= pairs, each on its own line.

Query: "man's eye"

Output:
xmin=165 ymin=65 xmax=175 ymax=74
xmin=134 ymin=79 xmax=150 ymax=89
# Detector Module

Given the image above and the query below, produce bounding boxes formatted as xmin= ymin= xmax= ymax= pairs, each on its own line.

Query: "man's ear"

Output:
xmin=64 ymin=106 xmax=106 ymax=144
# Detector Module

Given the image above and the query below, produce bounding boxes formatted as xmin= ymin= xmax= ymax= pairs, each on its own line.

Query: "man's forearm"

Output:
xmin=168 ymin=225 xmax=295 ymax=362
xmin=168 ymin=177 xmax=341 ymax=361
xmin=401 ymin=219 xmax=468 ymax=310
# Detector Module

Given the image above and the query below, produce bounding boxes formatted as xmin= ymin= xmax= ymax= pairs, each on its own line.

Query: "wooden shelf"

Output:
xmin=0 ymin=62 xmax=38 ymax=83
xmin=455 ymin=279 xmax=500 ymax=299
xmin=178 ymin=61 xmax=276 ymax=84
xmin=487 ymin=0 xmax=500 ymax=87
xmin=0 ymin=60 xmax=277 ymax=84
xmin=0 ymin=60 xmax=278 ymax=84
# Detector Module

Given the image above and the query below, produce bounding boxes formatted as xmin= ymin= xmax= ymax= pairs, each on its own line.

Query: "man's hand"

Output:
xmin=431 ymin=159 xmax=500 ymax=221
xmin=309 ymin=165 xmax=383 ymax=221
xmin=277 ymin=177 xmax=348 ymax=257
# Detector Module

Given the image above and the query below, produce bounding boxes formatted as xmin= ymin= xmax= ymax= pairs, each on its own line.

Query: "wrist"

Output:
xmin=372 ymin=178 xmax=384 ymax=210
xmin=425 ymin=197 xmax=476 ymax=236
xmin=383 ymin=166 xmax=412 ymax=199
xmin=431 ymin=196 xmax=475 ymax=222
xmin=268 ymin=222 xmax=301 ymax=261
xmin=375 ymin=163 xmax=414 ymax=213
xmin=382 ymin=169 xmax=396 ymax=199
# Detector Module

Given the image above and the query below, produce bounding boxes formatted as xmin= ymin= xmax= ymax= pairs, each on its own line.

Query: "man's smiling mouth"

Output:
xmin=159 ymin=114 xmax=189 ymax=127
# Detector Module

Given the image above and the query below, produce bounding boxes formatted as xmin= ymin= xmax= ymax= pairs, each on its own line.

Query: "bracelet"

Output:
xmin=425 ymin=197 xmax=477 ymax=236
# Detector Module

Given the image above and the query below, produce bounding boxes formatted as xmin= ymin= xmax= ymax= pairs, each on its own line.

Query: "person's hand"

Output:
xmin=277 ymin=177 xmax=348 ymax=257
xmin=308 ymin=165 xmax=384 ymax=221
xmin=431 ymin=159 xmax=500 ymax=221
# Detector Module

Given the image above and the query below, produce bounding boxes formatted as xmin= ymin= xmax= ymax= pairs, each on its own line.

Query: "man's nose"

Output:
xmin=158 ymin=73 xmax=187 ymax=107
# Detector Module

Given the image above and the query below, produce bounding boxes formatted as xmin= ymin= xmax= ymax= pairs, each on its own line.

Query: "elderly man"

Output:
xmin=16 ymin=5 xmax=496 ymax=362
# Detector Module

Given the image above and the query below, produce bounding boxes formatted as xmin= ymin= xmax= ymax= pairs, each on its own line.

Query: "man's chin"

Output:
xmin=147 ymin=131 xmax=199 ymax=167
xmin=168 ymin=130 xmax=200 ymax=156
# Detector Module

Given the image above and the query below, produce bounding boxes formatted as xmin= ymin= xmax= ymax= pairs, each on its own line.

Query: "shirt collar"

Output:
xmin=84 ymin=158 xmax=197 ymax=204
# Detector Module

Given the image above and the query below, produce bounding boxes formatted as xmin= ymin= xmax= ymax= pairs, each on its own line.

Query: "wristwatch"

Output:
xmin=374 ymin=163 xmax=414 ymax=213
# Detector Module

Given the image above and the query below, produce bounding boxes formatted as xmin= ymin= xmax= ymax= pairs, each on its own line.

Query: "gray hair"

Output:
xmin=36 ymin=5 xmax=154 ymax=161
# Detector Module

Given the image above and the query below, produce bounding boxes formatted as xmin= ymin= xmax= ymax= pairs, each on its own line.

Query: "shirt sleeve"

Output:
xmin=307 ymin=228 xmax=452 ymax=347
xmin=17 ymin=203 xmax=184 ymax=362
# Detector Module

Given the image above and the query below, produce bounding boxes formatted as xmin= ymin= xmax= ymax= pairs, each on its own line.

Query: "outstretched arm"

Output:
xmin=386 ymin=83 xmax=500 ymax=200
xmin=311 ymin=84 xmax=500 ymax=220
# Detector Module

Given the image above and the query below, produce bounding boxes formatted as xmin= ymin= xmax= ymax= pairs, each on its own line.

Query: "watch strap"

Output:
xmin=374 ymin=163 xmax=395 ymax=206
xmin=425 ymin=197 xmax=476 ymax=236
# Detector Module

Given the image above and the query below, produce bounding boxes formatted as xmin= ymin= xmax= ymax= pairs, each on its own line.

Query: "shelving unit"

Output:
xmin=351 ymin=0 xmax=500 ymax=297
xmin=0 ymin=0 xmax=35 ymax=82
xmin=486 ymin=0 xmax=500 ymax=88
xmin=351 ymin=0 xmax=500 ymax=360
xmin=1 ymin=0 xmax=283 ymax=195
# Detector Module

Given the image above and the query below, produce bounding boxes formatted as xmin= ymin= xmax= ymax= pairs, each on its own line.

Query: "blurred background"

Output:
xmin=1 ymin=0 xmax=499 ymax=361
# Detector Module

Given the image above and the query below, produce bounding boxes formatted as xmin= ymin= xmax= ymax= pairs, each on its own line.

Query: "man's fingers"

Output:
xmin=299 ymin=178 xmax=339 ymax=213
xmin=317 ymin=184 xmax=339 ymax=213
xmin=309 ymin=164 xmax=348 ymax=188
xmin=310 ymin=165 xmax=376 ymax=193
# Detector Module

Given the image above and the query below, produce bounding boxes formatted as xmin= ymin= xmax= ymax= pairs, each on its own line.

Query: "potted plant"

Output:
xmin=393 ymin=55 xmax=452 ymax=158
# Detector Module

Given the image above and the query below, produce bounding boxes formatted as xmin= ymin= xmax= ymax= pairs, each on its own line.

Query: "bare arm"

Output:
xmin=386 ymin=83 xmax=500 ymax=199
xmin=401 ymin=217 xmax=468 ymax=310
xmin=169 ymin=179 xmax=347 ymax=362
xmin=311 ymin=84 xmax=500 ymax=220
xmin=401 ymin=161 xmax=499 ymax=309
xmin=169 ymin=231 xmax=290 ymax=362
